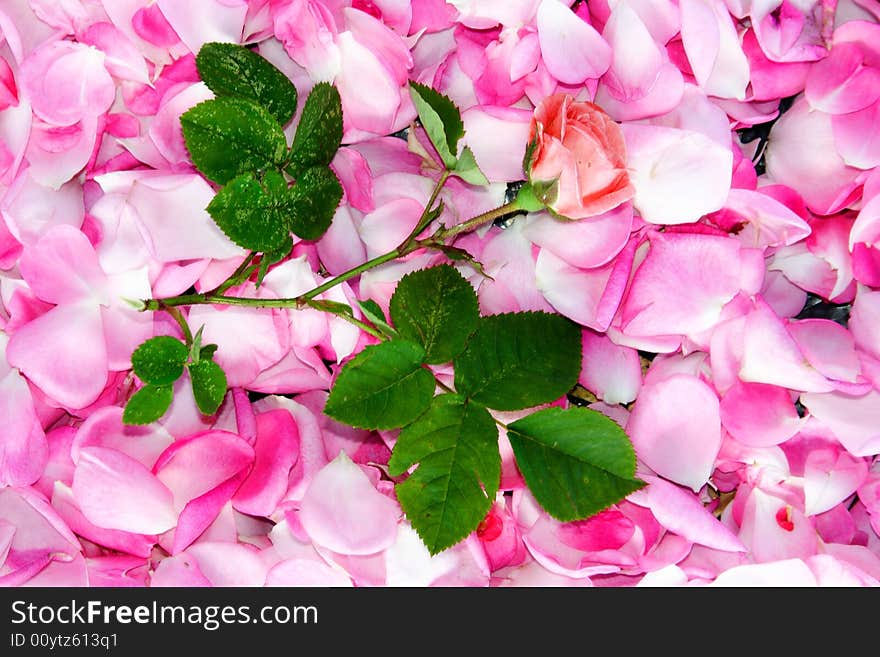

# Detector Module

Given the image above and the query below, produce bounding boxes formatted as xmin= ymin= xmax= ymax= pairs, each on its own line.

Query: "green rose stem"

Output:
xmin=140 ymin=179 xmax=539 ymax=333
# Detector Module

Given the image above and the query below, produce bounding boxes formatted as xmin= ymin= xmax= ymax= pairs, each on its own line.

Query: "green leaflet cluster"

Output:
xmin=124 ymin=331 xmax=226 ymax=424
xmin=183 ymin=42 xmax=343 ymax=270
xmin=324 ymin=265 xmax=645 ymax=554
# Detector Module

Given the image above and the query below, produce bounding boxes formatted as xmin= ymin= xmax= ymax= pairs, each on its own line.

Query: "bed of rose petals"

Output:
xmin=2 ymin=0 xmax=880 ymax=587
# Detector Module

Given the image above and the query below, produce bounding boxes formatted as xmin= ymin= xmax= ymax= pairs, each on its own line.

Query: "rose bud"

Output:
xmin=524 ymin=93 xmax=634 ymax=219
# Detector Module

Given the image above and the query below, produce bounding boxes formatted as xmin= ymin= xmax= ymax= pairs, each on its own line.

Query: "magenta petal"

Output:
xmin=300 ymin=453 xmax=399 ymax=555
xmin=72 ymin=446 xmax=177 ymax=535
xmin=233 ymin=410 xmax=300 ymax=517
xmin=805 ymin=42 xmax=880 ymax=115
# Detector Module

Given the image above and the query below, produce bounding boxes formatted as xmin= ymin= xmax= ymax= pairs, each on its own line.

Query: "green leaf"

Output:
xmin=388 ymin=394 xmax=500 ymax=554
xmin=454 ymin=312 xmax=581 ymax=411
xmin=408 ymin=81 xmax=464 ymax=168
xmin=206 ymin=170 xmax=293 ymax=253
xmin=195 ymin=42 xmax=298 ymax=125
xmin=389 ymin=264 xmax=479 ymax=364
xmin=288 ymin=82 xmax=343 ymax=176
xmin=357 ymin=299 xmax=398 ymax=339
xmin=188 ymin=359 xmax=228 ymax=415
xmin=130 ymin=336 xmax=188 ymax=386
xmin=181 ymin=97 xmax=288 ymax=184
xmin=123 ymin=385 xmax=173 ymax=425
xmin=507 ymin=407 xmax=644 ymax=521
xmin=288 ymin=166 xmax=343 ymax=240
xmin=198 ymin=344 xmax=218 ymax=361
xmin=451 ymin=146 xmax=489 ymax=186
xmin=434 ymin=245 xmax=491 ymax=279
xmin=323 ymin=340 xmax=435 ymax=430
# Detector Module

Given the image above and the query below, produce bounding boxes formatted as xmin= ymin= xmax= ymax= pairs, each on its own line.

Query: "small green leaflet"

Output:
xmin=451 ymin=146 xmax=489 ymax=186
xmin=388 ymin=394 xmax=500 ymax=555
xmin=288 ymin=82 xmax=343 ymax=177
xmin=206 ymin=170 xmax=294 ymax=253
xmin=408 ymin=82 xmax=464 ymax=169
xmin=188 ymin=359 xmax=228 ymax=415
xmin=130 ymin=336 xmax=188 ymax=386
xmin=323 ymin=340 xmax=435 ymax=430
xmin=357 ymin=299 xmax=398 ymax=339
xmin=454 ymin=312 xmax=581 ymax=411
xmin=507 ymin=407 xmax=645 ymax=521
xmin=181 ymin=97 xmax=288 ymax=185
xmin=123 ymin=384 xmax=174 ymax=425
xmin=195 ymin=42 xmax=298 ymax=125
xmin=287 ymin=166 xmax=343 ymax=240
xmin=389 ymin=264 xmax=479 ymax=364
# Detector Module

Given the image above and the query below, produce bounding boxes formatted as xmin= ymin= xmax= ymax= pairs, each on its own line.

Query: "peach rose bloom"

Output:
xmin=526 ymin=93 xmax=634 ymax=219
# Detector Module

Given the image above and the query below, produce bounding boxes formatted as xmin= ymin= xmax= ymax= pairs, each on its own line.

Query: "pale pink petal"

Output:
xmin=343 ymin=8 xmax=412 ymax=84
xmin=850 ymin=286 xmax=880 ymax=359
xmin=805 ymin=41 xmax=880 ymax=115
xmin=721 ymin=188 xmax=812 ymax=249
xmin=1 ymin=169 xmax=84 ymax=247
xmin=24 ymin=115 xmax=99 ymax=189
xmin=51 ymin=482 xmax=156 ymax=558
xmin=738 ymin=487 xmax=819 ymax=562
xmin=627 ymin=374 xmax=722 ymax=491
xmin=300 ymin=453 xmax=399 ymax=555
xmin=622 ymin=124 xmax=733 ymax=224
xmin=535 ymin=245 xmax=631 ymax=331
xmin=72 ymin=446 xmax=177 ymax=534
xmin=596 ymin=61 xmax=685 ymax=122
xmin=79 ymin=21 xmax=150 ymax=84
xmin=461 ymin=105 xmax=531 ymax=183
xmin=601 ymin=2 xmax=663 ymax=101
xmin=720 ymin=381 xmax=803 ymax=447
xmin=149 ymin=82 xmax=215 ymax=166
xmin=629 ymin=475 xmax=745 ymax=551
xmin=384 ymin=526 xmax=490 ymax=586
xmin=331 ymin=147 xmax=373 ymax=213
xmin=801 ymin=389 xmax=880 ymax=457
xmin=149 ymin=553 xmax=212 ymax=587
xmin=7 ymin=302 xmax=108 ymax=410
xmin=536 ymin=0 xmax=611 ymax=84
xmin=709 ymin=558 xmax=817 ymax=586
xmin=0 ymin=360 xmax=46 ymax=487
xmin=154 ymin=430 xmax=254 ymax=511
xmin=265 ymin=558 xmax=353 ymax=586
xmin=183 ymin=541 xmax=269 ymax=586
xmin=579 ymin=330 xmax=642 ymax=405
xmin=803 ymin=449 xmax=869 ymax=516
xmin=17 ymin=224 xmax=104 ymax=304
xmin=620 ymin=233 xmax=762 ymax=337
xmin=336 ymin=31 xmax=400 ymax=136
xmin=316 ymin=204 xmax=368 ymax=276
xmin=233 ymin=410 xmax=300 ymax=517
xmin=832 ymin=102 xmax=880 ymax=170
xmin=478 ymin=222 xmax=554 ymax=315
xmin=788 ymin=318 xmax=862 ymax=383
xmin=739 ymin=299 xmax=835 ymax=392
xmin=72 ymin=406 xmax=173 ymax=469
xmin=155 ymin=0 xmax=248 ymax=53
xmin=273 ymin=0 xmax=341 ymax=81
xmin=186 ymin=299 xmax=288 ymax=388
xmin=127 ymin=174 xmax=244 ymax=262
xmin=765 ymin=96 xmax=863 ymax=215
xmin=522 ymin=203 xmax=633 ymax=269
xmin=20 ymin=40 xmax=115 ymax=126
xmin=680 ymin=0 xmax=750 ymax=100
